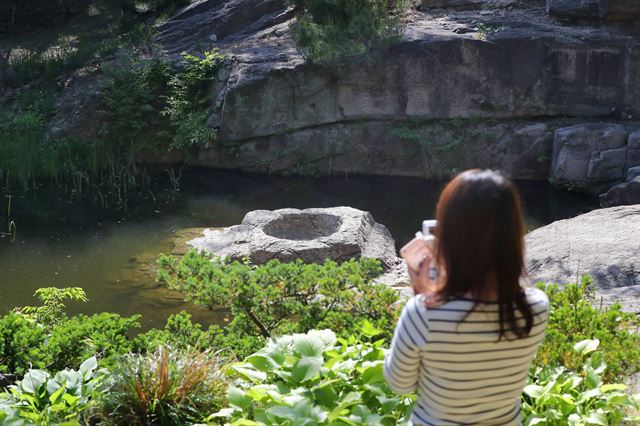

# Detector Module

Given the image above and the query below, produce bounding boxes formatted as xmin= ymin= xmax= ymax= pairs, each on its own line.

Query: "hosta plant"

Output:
xmin=0 ymin=356 xmax=106 ymax=425
xmin=211 ymin=325 xmax=415 ymax=426
xmin=522 ymin=339 xmax=640 ymax=426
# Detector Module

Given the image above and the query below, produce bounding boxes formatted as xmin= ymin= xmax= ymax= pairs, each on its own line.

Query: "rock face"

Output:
xmin=549 ymin=123 xmax=636 ymax=192
xmin=526 ymin=205 xmax=640 ymax=313
xmin=600 ymin=176 xmax=640 ymax=207
xmin=149 ymin=0 xmax=640 ymax=180
xmin=547 ymin=0 xmax=640 ymax=19
xmin=188 ymin=207 xmax=409 ymax=288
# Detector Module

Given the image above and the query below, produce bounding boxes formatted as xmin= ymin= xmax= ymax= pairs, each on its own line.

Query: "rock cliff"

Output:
xmin=153 ymin=0 xmax=640 ymax=203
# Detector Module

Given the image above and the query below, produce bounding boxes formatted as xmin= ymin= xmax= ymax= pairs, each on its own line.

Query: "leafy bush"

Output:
xmin=0 ymin=291 xmax=140 ymax=376
xmin=534 ymin=277 xmax=640 ymax=382
xmin=18 ymin=287 xmax=87 ymax=326
xmin=99 ymin=49 xmax=171 ymax=152
xmin=287 ymin=0 xmax=407 ymax=63
xmin=45 ymin=313 xmax=141 ymax=372
xmin=0 ymin=356 xmax=107 ymax=425
xmin=95 ymin=346 xmax=228 ymax=425
xmin=157 ymin=252 xmax=400 ymax=358
xmin=212 ymin=327 xmax=415 ymax=425
xmin=133 ymin=311 xmax=210 ymax=353
xmin=0 ymin=312 xmax=47 ymax=376
xmin=523 ymin=339 xmax=640 ymax=426
xmin=162 ymin=50 xmax=223 ymax=149
xmin=99 ymin=48 xmax=223 ymax=154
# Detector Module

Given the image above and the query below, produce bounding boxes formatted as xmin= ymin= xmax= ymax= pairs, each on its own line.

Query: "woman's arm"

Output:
xmin=383 ymin=297 xmax=428 ymax=394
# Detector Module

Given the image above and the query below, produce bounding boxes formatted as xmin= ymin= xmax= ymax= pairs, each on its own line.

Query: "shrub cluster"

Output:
xmin=287 ymin=0 xmax=407 ymax=63
xmin=99 ymin=49 xmax=223 ymax=154
xmin=0 ymin=256 xmax=639 ymax=424
xmin=534 ymin=277 xmax=640 ymax=382
xmin=157 ymin=252 xmax=401 ymax=358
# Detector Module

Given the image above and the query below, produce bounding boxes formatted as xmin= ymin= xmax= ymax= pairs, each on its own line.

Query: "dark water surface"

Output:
xmin=0 ymin=169 xmax=597 ymax=329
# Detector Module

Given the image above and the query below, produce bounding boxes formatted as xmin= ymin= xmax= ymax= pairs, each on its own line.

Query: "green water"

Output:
xmin=0 ymin=170 xmax=598 ymax=329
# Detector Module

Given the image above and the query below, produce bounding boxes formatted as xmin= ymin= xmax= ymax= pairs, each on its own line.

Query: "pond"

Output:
xmin=0 ymin=169 xmax=597 ymax=330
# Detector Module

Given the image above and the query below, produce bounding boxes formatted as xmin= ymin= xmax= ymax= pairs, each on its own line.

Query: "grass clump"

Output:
xmin=95 ymin=346 xmax=228 ymax=425
xmin=287 ymin=0 xmax=407 ymax=63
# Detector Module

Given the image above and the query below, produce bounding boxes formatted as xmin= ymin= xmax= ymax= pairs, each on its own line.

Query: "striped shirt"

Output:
xmin=384 ymin=287 xmax=549 ymax=426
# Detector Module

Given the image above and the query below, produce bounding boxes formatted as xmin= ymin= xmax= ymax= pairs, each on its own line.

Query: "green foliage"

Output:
xmin=287 ymin=0 xmax=407 ymax=63
xmin=18 ymin=287 xmax=87 ymax=326
xmin=534 ymin=277 xmax=640 ymax=382
xmin=0 ymin=304 xmax=140 ymax=377
xmin=133 ymin=311 xmax=214 ymax=353
xmin=162 ymin=50 xmax=223 ymax=149
xmin=523 ymin=339 xmax=640 ymax=426
xmin=95 ymin=346 xmax=228 ymax=425
xmin=44 ymin=313 xmax=141 ymax=372
xmin=99 ymin=48 xmax=223 ymax=154
xmin=98 ymin=48 xmax=171 ymax=152
xmin=0 ymin=312 xmax=47 ymax=377
xmin=0 ymin=356 xmax=107 ymax=426
xmin=212 ymin=327 xmax=415 ymax=425
xmin=157 ymin=251 xmax=400 ymax=358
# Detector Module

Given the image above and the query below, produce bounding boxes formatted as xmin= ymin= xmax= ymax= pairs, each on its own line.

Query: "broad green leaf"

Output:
xmin=234 ymin=366 xmax=268 ymax=383
xmin=359 ymin=320 xmax=382 ymax=338
xmin=308 ymin=329 xmax=337 ymax=349
xmin=600 ymin=383 xmax=626 ymax=392
xmin=49 ymin=384 xmax=66 ymax=404
xmin=79 ymin=356 xmax=98 ymax=377
xmin=19 ymin=370 xmax=48 ymax=394
xmin=524 ymin=385 xmax=545 ymax=399
xmin=328 ymin=392 xmax=362 ymax=420
xmin=246 ymin=354 xmax=278 ymax=372
xmin=587 ymin=352 xmax=606 ymax=374
xmin=293 ymin=335 xmax=326 ymax=357
xmin=584 ymin=411 xmax=607 ymax=425
xmin=62 ymin=393 xmax=80 ymax=405
xmin=228 ymin=386 xmax=253 ymax=410
xmin=359 ymin=362 xmax=384 ymax=384
xmin=585 ymin=366 xmax=602 ymax=390
xmin=573 ymin=339 xmax=599 ymax=355
xmin=290 ymin=356 xmax=324 ymax=384
xmin=567 ymin=413 xmax=581 ymax=426
xmin=377 ymin=396 xmax=400 ymax=414
xmin=207 ymin=407 xmax=237 ymax=419
xmin=313 ymin=384 xmax=339 ymax=407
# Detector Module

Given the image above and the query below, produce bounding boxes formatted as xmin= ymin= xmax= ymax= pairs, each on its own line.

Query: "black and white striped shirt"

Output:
xmin=384 ymin=287 xmax=549 ymax=426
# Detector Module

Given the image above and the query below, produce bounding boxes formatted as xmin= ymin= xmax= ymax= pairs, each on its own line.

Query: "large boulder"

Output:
xmin=549 ymin=123 xmax=631 ymax=193
xmin=526 ymin=205 xmax=640 ymax=313
xmin=188 ymin=207 xmax=409 ymax=289
xmin=600 ymin=176 xmax=640 ymax=207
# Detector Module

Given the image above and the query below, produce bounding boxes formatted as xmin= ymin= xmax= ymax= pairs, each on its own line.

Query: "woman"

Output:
xmin=384 ymin=169 xmax=549 ymax=426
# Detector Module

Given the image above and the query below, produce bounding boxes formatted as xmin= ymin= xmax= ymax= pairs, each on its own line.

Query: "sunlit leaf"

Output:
xmin=573 ymin=339 xmax=599 ymax=355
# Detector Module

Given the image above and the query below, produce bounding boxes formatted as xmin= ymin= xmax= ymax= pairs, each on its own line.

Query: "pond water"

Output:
xmin=0 ymin=169 xmax=597 ymax=330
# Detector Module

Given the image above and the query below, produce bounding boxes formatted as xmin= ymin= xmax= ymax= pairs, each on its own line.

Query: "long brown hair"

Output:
xmin=434 ymin=169 xmax=533 ymax=339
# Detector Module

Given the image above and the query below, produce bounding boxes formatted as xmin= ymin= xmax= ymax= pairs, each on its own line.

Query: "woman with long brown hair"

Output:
xmin=384 ymin=169 xmax=549 ymax=425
